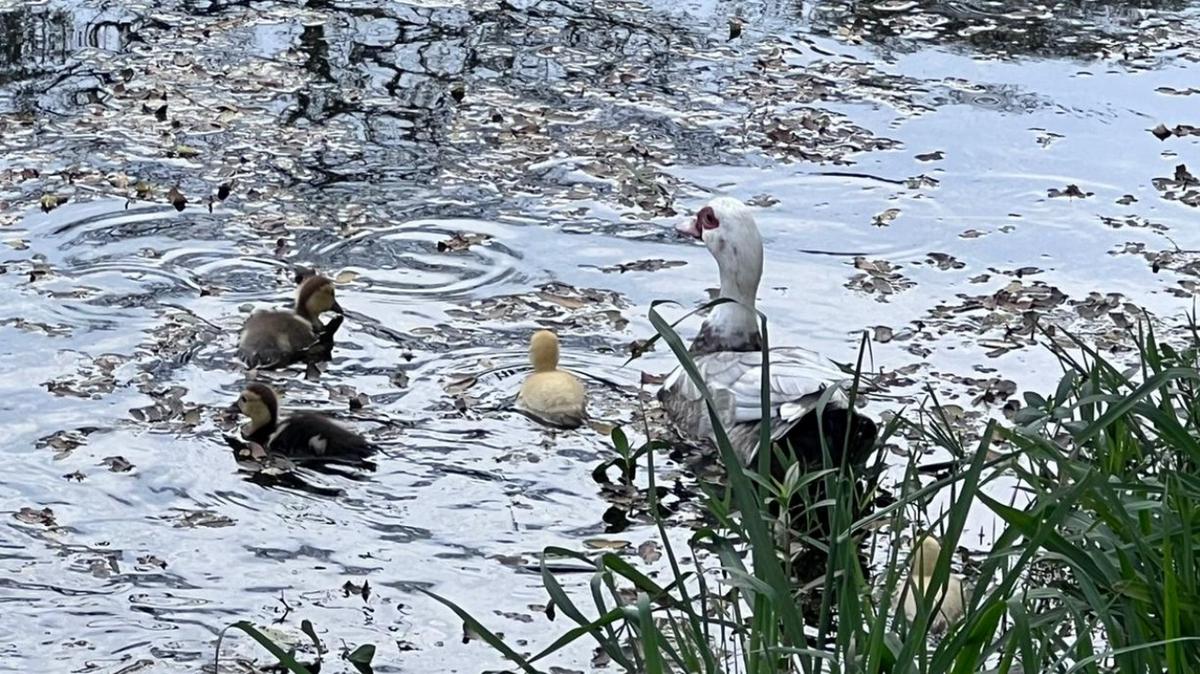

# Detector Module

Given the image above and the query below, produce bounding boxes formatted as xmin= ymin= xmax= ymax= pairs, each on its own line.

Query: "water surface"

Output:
xmin=2 ymin=0 xmax=1199 ymax=670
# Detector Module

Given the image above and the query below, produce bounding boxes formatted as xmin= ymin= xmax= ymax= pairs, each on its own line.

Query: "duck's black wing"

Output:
xmin=268 ymin=413 xmax=375 ymax=462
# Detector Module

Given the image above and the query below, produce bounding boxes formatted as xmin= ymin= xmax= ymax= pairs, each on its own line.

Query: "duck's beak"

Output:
xmin=675 ymin=217 xmax=702 ymax=240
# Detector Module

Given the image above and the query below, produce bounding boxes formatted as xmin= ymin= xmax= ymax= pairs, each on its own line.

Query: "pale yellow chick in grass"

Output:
xmin=902 ymin=536 xmax=966 ymax=633
xmin=517 ymin=330 xmax=587 ymax=428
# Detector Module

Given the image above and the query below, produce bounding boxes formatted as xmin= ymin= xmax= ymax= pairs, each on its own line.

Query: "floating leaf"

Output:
xmin=101 ymin=456 xmax=134 ymax=473
xmin=15 ymin=507 xmax=57 ymax=528
xmin=1047 ymin=184 xmax=1091 ymax=198
xmin=170 ymin=144 xmax=201 ymax=158
xmin=583 ymin=538 xmax=629 ymax=550
xmin=872 ymin=208 xmax=901 ymax=227
xmin=637 ymin=540 xmax=661 ymax=564
xmin=168 ymin=186 xmax=187 ymax=211
xmin=437 ymin=232 xmax=491 ymax=252
xmin=728 ymin=17 xmax=743 ymax=40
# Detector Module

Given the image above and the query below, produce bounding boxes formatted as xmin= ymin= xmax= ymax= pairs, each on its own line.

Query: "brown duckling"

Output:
xmin=517 ymin=330 xmax=587 ymax=428
xmin=234 ymin=383 xmax=373 ymax=461
xmin=238 ymin=274 xmax=344 ymax=369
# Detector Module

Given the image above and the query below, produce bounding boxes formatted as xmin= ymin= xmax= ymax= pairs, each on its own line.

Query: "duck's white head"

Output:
xmin=678 ymin=197 xmax=764 ymax=351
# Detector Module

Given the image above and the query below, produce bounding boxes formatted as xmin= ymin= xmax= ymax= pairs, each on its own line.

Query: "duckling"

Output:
xmin=238 ymin=274 xmax=344 ymax=369
xmin=234 ymin=383 xmax=373 ymax=461
xmin=516 ymin=330 xmax=587 ymax=428
xmin=901 ymin=536 xmax=966 ymax=633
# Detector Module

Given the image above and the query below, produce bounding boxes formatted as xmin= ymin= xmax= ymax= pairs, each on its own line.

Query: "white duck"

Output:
xmin=901 ymin=536 xmax=966 ymax=633
xmin=657 ymin=196 xmax=876 ymax=468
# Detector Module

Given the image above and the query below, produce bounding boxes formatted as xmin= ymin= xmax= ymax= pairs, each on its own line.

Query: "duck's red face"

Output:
xmin=676 ymin=206 xmax=720 ymax=239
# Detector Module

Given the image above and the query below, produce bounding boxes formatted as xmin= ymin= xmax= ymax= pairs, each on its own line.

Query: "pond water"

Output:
xmin=1 ymin=0 xmax=1198 ymax=671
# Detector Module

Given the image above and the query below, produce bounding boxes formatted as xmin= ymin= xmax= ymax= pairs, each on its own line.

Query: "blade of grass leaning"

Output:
xmin=637 ymin=593 xmax=666 ymax=674
xmin=649 ymin=302 xmax=812 ymax=672
xmin=539 ymin=550 xmax=632 ymax=670
xmin=418 ymin=589 xmax=542 ymax=674
xmin=214 ymin=621 xmax=314 ymax=674
xmin=643 ymin=430 xmax=719 ymax=674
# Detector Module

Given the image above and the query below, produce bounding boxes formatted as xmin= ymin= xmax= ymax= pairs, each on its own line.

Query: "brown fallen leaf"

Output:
xmin=1152 ymin=123 xmax=1172 ymax=140
xmin=15 ymin=507 xmax=57 ymax=528
xmin=136 ymin=554 xmax=168 ymax=570
xmin=872 ymin=208 xmax=901 ymax=227
xmin=168 ymin=186 xmax=187 ymax=211
xmin=638 ymin=540 xmax=662 ymax=564
xmin=728 ymin=17 xmax=743 ymax=40
xmin=640 ymin=371 xmax=665 ymax=385
xmin=1047 ymin=184 xmax=1091 ymax=198
xmin=437 ymin=232 xmax=491 ymax=252
xmin=101 ymin=456 xmax=134 ymax=473
xmin=583 ymin=538 xmax=630 ymax=551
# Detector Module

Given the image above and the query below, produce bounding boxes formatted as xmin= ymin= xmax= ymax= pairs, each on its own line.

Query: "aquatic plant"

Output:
xmin=230 ymin=314 xmax=1200 ymax=673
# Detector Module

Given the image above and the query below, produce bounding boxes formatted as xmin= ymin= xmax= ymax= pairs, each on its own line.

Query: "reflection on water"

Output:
xmin=2 ymin=0 xmax=1200 ymax=670
xmin=809 ymin=0 xmax=1200 ymax=60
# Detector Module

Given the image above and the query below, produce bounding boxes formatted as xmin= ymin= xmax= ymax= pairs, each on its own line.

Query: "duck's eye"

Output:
xmin=698 ymin=206 xmax=720 ymax=230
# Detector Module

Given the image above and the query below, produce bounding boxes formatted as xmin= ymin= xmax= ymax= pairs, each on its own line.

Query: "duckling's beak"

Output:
xmin=227 ymin=401 xmax=242 ymax=414
xmin=675 ymin=217 xmax=702 ymax=240
xmin=330 ymin=299 xmax=344 ymax=315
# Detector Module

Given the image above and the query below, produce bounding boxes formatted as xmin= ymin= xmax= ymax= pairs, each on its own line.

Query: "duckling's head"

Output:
xmin=295 ymin=275 xmax=343 ymax=322
xmin=912 ymin=536 xmax=943 ymax=577
xmin=237 ymin=382 xmax=279 ymax=431
xmin=529 ymin=330 xmax=560 ymax=372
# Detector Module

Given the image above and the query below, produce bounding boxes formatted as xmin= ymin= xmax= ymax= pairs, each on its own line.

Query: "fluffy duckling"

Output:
xmin=235 ymin=383 xmax=373 ymax=461
xmin=517 ymin=330 xmax=587 ymax=428
xmin=901 ymin=536 xmax=966 ymax=633
xmin=238 ymin=274 xmax=344 ymax=369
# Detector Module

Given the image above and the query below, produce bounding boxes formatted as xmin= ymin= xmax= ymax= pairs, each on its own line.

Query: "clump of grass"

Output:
xmin=228 ymin=313 xmax=1200 ymax=673
xmin=214 ymin=619 xmax=375 ymax=674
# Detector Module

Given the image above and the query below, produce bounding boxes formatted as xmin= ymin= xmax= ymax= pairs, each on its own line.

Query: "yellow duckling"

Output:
xmin=517 ymin=330 xmax=587 ymax=428
xmin=901 ymin=536 xmax=966 ymax=633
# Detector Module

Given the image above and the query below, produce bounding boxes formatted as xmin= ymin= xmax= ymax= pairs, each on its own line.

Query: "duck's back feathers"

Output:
xmin=660 ymin=346 xmax=867 ymax=465
xmin=267 ymin=413 xmax=374 ymax=461
xmin=902 ymin=571 xmax=966 ymax=633
xmin=239 ymin=311 xmax=318 ymax=368
xmin=518 ymin=371 xmax=588 ymax=428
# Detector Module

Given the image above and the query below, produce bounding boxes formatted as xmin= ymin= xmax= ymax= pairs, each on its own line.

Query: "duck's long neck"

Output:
xmin=692 ymin=254 xmax=763 ymax=354
xmin=293 ymin=299 xmax=322 ymax=329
